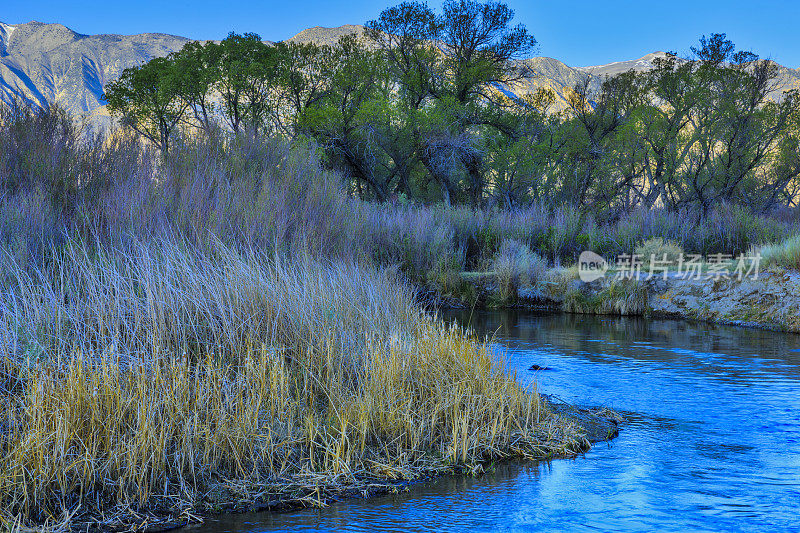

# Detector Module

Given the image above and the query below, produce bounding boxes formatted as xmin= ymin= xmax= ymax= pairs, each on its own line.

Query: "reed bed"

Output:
xmin=2 ymin=102 xmax=798 ymax=288
xmin=0 ymin=240 xmax=583 ymax=530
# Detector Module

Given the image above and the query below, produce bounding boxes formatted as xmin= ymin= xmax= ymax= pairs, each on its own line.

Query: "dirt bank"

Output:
xmin=450 ymin=269 xmax=800 ymax=334
xmin=646 ymin=271 xmax=800 ymax=332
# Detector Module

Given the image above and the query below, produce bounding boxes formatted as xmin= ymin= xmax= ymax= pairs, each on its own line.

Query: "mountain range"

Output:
xmin=2 ymin=21 xmax=799 ymax=124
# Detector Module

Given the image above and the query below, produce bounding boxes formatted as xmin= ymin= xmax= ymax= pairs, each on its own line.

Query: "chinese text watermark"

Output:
xmin=578 ymin=252 xmax=761 ymax=283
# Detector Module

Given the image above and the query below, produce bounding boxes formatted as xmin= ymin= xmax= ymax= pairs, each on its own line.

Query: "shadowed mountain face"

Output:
xmin=2 ymin=21 xmax=799 ymax=120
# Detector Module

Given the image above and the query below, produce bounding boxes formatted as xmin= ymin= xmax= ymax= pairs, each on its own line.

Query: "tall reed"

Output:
xmin=2 ymin=104 xmax=798 ymax=285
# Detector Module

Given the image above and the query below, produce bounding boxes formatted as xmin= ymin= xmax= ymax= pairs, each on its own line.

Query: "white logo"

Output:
xmin=578 ymin=251 xmax=608 ymax=282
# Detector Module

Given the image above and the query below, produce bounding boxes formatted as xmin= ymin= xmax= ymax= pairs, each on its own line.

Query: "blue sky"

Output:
xmin=5 ymin=0 xmax=800 ymax=68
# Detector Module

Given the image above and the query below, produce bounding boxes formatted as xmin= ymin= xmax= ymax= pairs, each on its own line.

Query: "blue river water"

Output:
xmin=196 ymin=312 xmax=800 ymax=532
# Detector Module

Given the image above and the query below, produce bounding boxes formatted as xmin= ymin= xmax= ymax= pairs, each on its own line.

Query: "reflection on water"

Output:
xmin=196 ymin=312 xmax=800 ymax=532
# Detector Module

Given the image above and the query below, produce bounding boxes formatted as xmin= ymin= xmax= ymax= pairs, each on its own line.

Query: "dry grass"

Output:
xmin=634 ymin=237 xmax=684 ymax=267
xmin=492 ymin=239 xmax=548 ymax=304
xmin=0 ymin=240 xmax=583 ymax=530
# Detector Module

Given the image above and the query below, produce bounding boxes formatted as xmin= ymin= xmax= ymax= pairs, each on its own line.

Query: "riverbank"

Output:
xmin=46 ymin=407 xmax=617 ymax=533
xmin=173 ymin=403 xmax=620 ymax=533
xmin=647 ymin=271 xmax=800 ymax=332
xmin=445 ymin=268 xmax=800 ymax=334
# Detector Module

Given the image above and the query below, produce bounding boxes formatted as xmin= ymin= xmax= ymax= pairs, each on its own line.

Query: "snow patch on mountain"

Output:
xmin=0 ymin=22 xmax=16 ymax=56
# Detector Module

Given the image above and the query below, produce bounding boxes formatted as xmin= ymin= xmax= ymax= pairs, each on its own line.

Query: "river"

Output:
xmin=196 ymin=311 xmax=800 ymax=532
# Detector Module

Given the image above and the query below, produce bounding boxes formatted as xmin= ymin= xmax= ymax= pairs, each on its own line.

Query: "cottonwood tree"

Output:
xmin=171 ymin=41 xmax=219 ymax=134
xmin=105 ymin=4 xmax=800 ymax=215
xmin=440 ymin=0 xmax=538 ymax=204
xmin=439 ymin=0 xmax=537 ymax=105
xmin=636 ymin=53 xmax=701 ymax=208
xmin=299 ymin=35 xmax=393 ymax=200
xmin=273 ymin=41 xmax=335 ymax=137
xmin=365 ymin=0 xmax=539 ymax=206
xmin=647 ymin=34 xmax=800 ymax=213
xmin=214 ymin=32 xmax=280 ymax=134
xmin=560 ymin=74 xmax=632 ymax=210
xmin=105 ymin=56 xmax=186 ymax=153
xmin=366 ymin=1 xmax=441 ymax=110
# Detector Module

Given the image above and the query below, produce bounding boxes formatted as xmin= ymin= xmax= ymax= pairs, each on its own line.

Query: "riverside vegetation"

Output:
xmin=3 ymin=0 xmax=800 ymax=529
xmin=99 ymin=0 xmax=800 ymax=303
xmin=0 ymin=240 xmax=587 ymax=529
xmin=0 ymin=102 xmax=606 ymax=531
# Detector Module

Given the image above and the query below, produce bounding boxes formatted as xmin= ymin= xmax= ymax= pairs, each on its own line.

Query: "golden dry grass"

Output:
xmin=0 ymin=240 xmax=584 ymax=529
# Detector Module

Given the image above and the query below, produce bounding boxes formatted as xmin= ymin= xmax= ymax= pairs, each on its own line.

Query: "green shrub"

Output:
xmin=759 ymin=235 xmax=800 ymax=271
xmin=597 ymin=280 xmax=649 ymax=315
xmin=562 ymin=280 xmax=648 ymax=315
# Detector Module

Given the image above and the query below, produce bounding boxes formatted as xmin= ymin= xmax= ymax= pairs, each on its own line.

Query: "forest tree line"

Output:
xmin=104 ymin=0 xmax=800 ymax=216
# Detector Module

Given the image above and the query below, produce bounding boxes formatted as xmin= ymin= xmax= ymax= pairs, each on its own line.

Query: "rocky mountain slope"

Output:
xmin=0 ymin=21 xmax=190 ymax=121
xmin=1 ymin=21 xmax=798 ymax=121
xmin=289 ymin=24 xmax=367 ymax=47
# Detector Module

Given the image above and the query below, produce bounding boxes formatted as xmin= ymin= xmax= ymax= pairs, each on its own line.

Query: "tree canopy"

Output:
xmin=104 ymin=6 xmax=800 ymax=215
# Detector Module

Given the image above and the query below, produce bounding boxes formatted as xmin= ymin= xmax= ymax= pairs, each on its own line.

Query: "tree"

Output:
xmin=652 ymin=34 xmax=800 ymax=213
xmin=439 ymin=0 xmax=538 ymax=204
xmin=172 ymin=41 xmax=220 ymax=134
xmin=214 ymin=33 xmax=280 ymax=134
xmin=105 ymin=14 xmax=800 ymax=215
xmin=439 ymin=0 xmax=537 ymax=105
xmin=365 ymin=2 xmax=442 ymax=109
xmin=366 ymin=3 xmax=444 ymax=202
xmin=366 ymin=0 xmax=538 ymax=206
xmin=637 ymin=52 xmax=700 ymax=208
xmin=298 ymin=35 xmax=392 ymax=200
xmin=562 ymin=72 xmax=647 ymax=212
xmin=273 ymin=41 xmax=334 ymax=136
xmin=701 ymin=48 xmax=795 ymax=210
xmin=104 ymin=56 xmax=185 ymax=153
